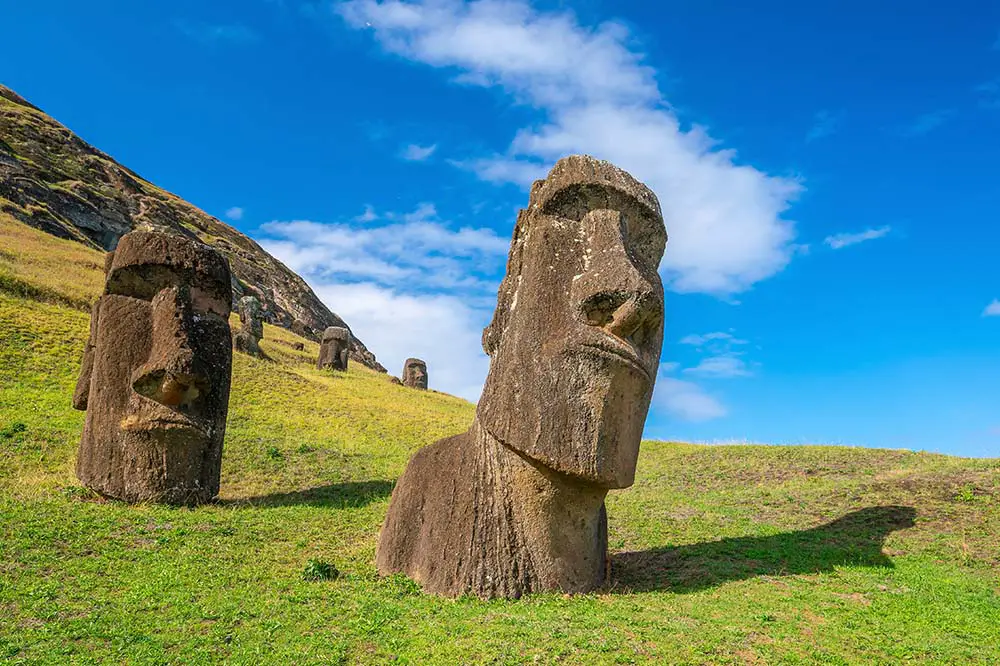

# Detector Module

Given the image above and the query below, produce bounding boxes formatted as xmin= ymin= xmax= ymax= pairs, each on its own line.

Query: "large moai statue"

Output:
xmin=376 ymin=155 xmax=667 ymax=598
xmin=72 ymin=231 xmax=234 ymax=505
xmin=317 ymin=326 xmax=350 ymax=371
xmin=233 ymin=295 xmax=265 ymax=358
xmin=402 ymin=358 xmax=428 ymax=390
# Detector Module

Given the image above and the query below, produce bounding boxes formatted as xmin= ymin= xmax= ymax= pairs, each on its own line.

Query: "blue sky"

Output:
xmin=4 ymin=0 xmax=999 ymax=456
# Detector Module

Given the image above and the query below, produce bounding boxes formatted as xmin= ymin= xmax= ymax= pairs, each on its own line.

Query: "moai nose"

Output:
xmin=131 ymin=286 xmax=210 ymax=409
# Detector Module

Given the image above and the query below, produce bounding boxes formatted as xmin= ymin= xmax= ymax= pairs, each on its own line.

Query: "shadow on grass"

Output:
xmin=223 ymin=480 xmax=395 ymax=509
xmin=612 ymin=505 xmax=916 ymax=593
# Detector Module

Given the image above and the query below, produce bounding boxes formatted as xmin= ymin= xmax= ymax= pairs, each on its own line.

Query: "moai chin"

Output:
xmin=72 ymin=231 xmax=234 ymax=505
xmin=317 ymin=326 xmax=350 ymax=371
xmin=402 ymin=358 xmax=428 ymax=390
xmin=233 ymin=295 xmax=265 ymax=358
xmin=376 ymin=155 xmax=667 ymax=598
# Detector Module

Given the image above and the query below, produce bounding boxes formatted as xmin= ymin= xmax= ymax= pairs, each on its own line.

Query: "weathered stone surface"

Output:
xmin=402 ymin=358 xmax=428 ymax=390
xmin=0 ymin=84 xmax=385 ymax=372
xmin=377 ymin=155 xmax=667 ymax=598
xmin=72 ymin=231 xmax=234 ymax=505
xmin=317 ymin=326 xmax=350 ymax=371
xmin=233 ymin=295 xmax=265 ymax=358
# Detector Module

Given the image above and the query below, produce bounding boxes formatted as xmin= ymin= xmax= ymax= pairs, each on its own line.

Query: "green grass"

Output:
xmin=0 ymin=216 xmax=998 ymax=664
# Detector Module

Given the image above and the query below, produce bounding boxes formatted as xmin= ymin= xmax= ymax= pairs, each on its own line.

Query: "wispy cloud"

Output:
xmin=684 ymin=355 xmax=752 ymax=378
xmin=983 ymin=299 xmax=1000 ymax=317
xmin=653 ymin=364 xmax=727 ymax=422
xmin=899 ymin=109 xmax=956 ymax=137
xmin=175 ymin=21 xmax=259 ymax=45
xmin=337 ymin=0 xmax=803 ymax=297
xmin=806 ymin=110 xmax=842 ymax=143
xmin=823 ymin=226 xmax=892 ymax=250
xmin=225 ymin=206 xmax=244 ymax=221
xmin=355 ymin=204 xmax=378 ymax=222
xmin=680 ymin=331 xmax=748 ymax=347
xmin=975 ymin=78 xmax=1000 ymax=110
xmin=400 ymin=143 xmax=438 ymax=161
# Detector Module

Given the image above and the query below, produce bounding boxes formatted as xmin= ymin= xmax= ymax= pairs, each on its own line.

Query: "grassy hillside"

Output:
xmin=1 ymin=215 xmax=998 ymax=665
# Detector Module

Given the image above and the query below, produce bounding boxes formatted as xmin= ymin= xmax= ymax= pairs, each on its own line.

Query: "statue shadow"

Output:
xmin=611 ymin=505 xmax=916 ymax=594
xmin=221 ymin=480 xmax=394 ymax=509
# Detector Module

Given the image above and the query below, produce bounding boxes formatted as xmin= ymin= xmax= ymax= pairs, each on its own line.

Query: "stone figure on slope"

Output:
xmin=73 ymin=231 xmax=234 ymax=505
xmin=317 ymin=326 xmax=350 ymax=371
xmin=402 ymin=358 xmax=428 ymax=390
xmin=376 ymin=155 xmax=667 ymax=598
xmin=233 ymin=295 xmax=265 ymax=358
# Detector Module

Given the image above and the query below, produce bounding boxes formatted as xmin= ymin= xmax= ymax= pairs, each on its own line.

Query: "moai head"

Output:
xmin=317 ymin=326 xmax=351 ymax=371
xmin=72 ymin=231 xmax=233 ymax=504
xmin=477 ymin=155 xmax=667 ymax=490
xmin=237 ymin=295 xmax=263 ymax=340
xmin=402 ymin=358 xmax=428 ymax=390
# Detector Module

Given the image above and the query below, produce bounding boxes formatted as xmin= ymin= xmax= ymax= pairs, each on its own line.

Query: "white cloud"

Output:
xmin=679 ymin=331 xmax=747 ymax=347
xmin=900 ymin=109 xmax=956 ymax=137
xmin=225 ymin=206 xmax=245 ymax=221
xmin=684 ymin=355 xmax=752 ymax=378
xmin=652 ymin=364 xmax=727 ymax=422
xmin=983 ymin=299 xmax=1000 ymax=317
xmin=401 ymin=143 xmax=438 ymax=161
xmin=823 ymin=226 xmax=891 ymax=250
xmin=337 ymin=0 xmax=803 ymax=296
xmin=806 ymin=109 xmax=841 ymax=143
xmin=258 ymin=204 xmax=508 ymax=399
xmin=355 ymin=205 xmax=379 ymax=222
xmin=312 ymin=282 xmax=491 ymax=401
xmin=175 ymin=21 xmax=259 ymax=44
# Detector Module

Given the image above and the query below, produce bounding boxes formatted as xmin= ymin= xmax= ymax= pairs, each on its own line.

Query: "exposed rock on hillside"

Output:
xmin=0 ymin=84 xmax=384 ymax=371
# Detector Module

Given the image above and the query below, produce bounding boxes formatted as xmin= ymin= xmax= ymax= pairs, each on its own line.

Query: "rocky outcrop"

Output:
xmin=0 ymin=84 xmax=385 ymax=372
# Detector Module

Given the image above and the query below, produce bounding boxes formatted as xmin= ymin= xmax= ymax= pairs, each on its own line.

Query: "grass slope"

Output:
xmin=1 ymin=215 xmax=998 ymax=665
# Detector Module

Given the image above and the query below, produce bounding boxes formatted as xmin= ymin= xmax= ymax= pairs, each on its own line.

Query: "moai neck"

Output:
xmin=472 ymin=420 xmax=609 ymax=595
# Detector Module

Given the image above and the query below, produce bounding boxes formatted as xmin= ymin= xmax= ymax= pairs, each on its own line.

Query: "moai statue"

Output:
xmin=376 ymin=155 xmax=667 ymax=598
xmin=72 ymin=231 xmax=234 ymax=505
xmin=233 ymin=295 xmax=265 ymax=358
xmin=317 ymin=326 xmax=350 ymax=371
xmin=402 ymin=358 xmax=428 ymax=390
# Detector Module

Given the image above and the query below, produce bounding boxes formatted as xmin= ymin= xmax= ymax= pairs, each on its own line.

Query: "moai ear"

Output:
xmin=72 ymin=299 xmax=101 ymax=410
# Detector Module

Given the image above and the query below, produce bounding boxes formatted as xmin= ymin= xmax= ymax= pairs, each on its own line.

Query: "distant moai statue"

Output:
xmin=233 ymin=295 xmax=265 ymax=358
xmin=72 ymin=231 xmax=234 ymax=505
xmin=376 ymin=155 xmax=667 ymax=598
xmin=317 ymin=326 xmax=350 ymax=371
xmin=402 ymin=358 xmax=428 ymax=390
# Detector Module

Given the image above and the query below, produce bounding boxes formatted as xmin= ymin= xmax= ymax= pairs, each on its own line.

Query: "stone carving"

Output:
xmin=72 ymin=231 xmax=234 ymax=505
xmin=376 ymin=155 xmax=667 ymax=598
xmin=233 ymin=295 xmax=265 ymax=358
xmin=317 ymin=326 xmax=350 ymax=371
xmin=402 ymin=358 xmax=428 ymax=390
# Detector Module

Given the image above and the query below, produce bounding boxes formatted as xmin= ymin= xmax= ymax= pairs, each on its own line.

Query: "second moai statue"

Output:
xmin=402 ymin=358 xmax=428 ymax=390
xmin=72 ymin=231 xmax=234 ymax=505
xmin=233 ymin=295 xmax=265 ymax=358
xmin=317 ymin=326 xmax=350 ymax=371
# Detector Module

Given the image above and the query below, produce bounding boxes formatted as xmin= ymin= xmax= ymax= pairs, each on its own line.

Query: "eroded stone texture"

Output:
xmin=377 ymin=155 xmax=667 ymax=598
xmin=234 ymin=295 xmax=265 ymax=358
xmin=72 ymin=231 xmax=233 ymax=505
xmin=317 ymin=326 xmax=350 ymax=371
xmin=402 ymin=358 xmax=428 ymax=390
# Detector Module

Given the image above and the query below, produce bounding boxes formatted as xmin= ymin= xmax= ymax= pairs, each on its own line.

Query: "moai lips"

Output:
xmin=73 ymin=231 xmax=233 ymax=505
xmin=376 ymin=155 xmax=667 ymax=598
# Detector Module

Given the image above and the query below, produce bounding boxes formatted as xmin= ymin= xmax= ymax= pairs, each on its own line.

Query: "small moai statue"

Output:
xmin=317 ymin=326 xmax=350 ymax=371
xmin=376 ymin=155 xmax=667 ymax=598
xmin=233 ymin=295 xmax=265 ymax=358
xmin=402 ymin=358 xmax=428 ymax=390
xmin=72 ymin=231 xmax=234 ymax=505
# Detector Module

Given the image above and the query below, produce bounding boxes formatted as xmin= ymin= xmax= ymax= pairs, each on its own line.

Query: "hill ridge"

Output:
xmin=0 ymin=83 xmax=385 ymax=371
